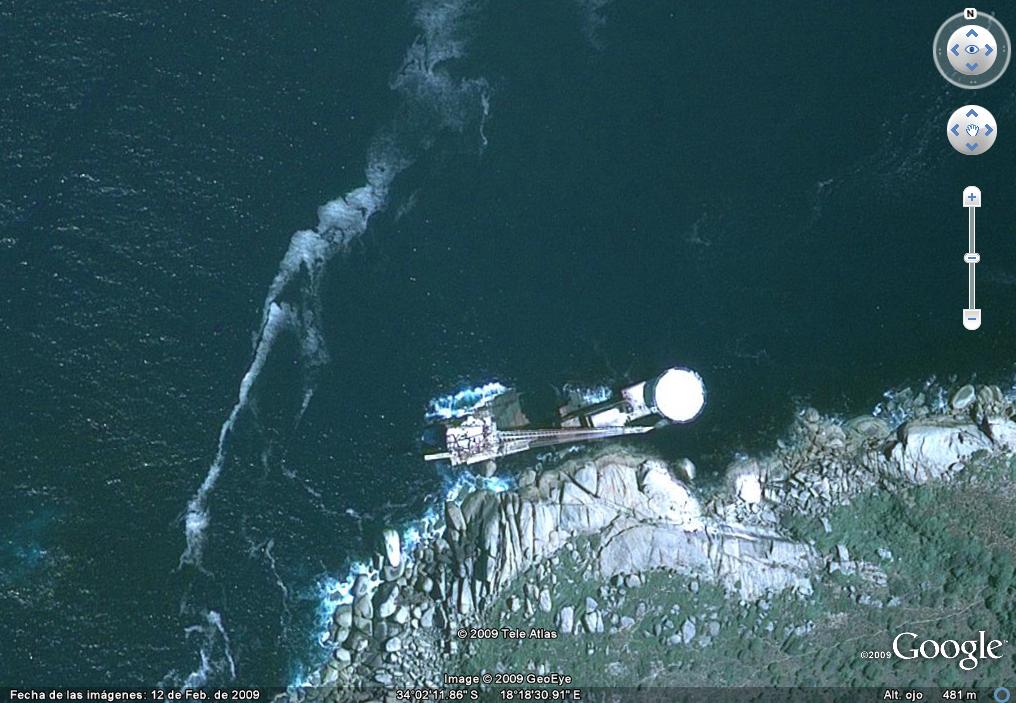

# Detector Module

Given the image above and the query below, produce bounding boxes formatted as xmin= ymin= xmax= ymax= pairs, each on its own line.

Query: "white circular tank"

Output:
xmin=644 ymin=367 xmax=706 ymax=423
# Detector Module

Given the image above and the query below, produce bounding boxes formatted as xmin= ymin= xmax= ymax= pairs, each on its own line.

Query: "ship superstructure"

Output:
xmin=424 ymin=368 xmax=705 ymax=466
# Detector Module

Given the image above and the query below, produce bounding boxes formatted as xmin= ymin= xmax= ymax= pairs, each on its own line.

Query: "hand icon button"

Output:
xmin=947 ymin=105 xmax=997 ymax=155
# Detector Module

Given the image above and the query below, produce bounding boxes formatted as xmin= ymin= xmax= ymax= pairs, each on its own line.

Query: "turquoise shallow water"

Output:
xmin=3 ymin=0 xmax=1016 ymax=687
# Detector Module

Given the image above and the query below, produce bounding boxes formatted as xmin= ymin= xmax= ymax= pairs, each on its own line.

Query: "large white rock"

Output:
xmin=951 ymin=385 xmax=976 ymax=411
xmin=516 ymin=500 xmax=535 ymax=559
xmin=708 ymin=525 xmax=816 ymax=598
xmin=572 ymin=464 xmax=598 ymax=495
xmin=353 ymin=593 xmax=373 ymax=621
xmin=596 ymin=523 xmax=712 ymax=578
xmin=382 ymin=528 xmax=401 ymax=569
xmin=532 ymin=503 xmax=558 ymax=550
xmin=445 ymin=501 xmax=466 ymax=535
xmin=638 ymin=463 xmax=702 ymax=524
xmin=986 ymin=417 xmax=1016 ymax=453
xmin=557 ymin=606 xmax=574 ymax=635
xmin=596 ymin=522 xmax=815 ymax=599
xmin=735 ymin=473 xmax=763 ymax=504
xmin=888 ymin=419 xmax=992 ymax=483
xmin=375 ymin=583 xmax=399 ymax=619
xmin=674 ymin=457 xmax=697 ymax=482
xmin=461 ymin=490 xmax=495 ymax=526
xmin=596 ymin=464 xmax=638 ymax=506
xmin=844 ymin=415 xmax=892 ymax=439
xmin=681 ymin=618 xmax=696 ymax=644
xmin=352 ymin=573 xmax=372 ymax=598
xmin=558 ymin=479 xmax=617 ymax=533
xmin=332 ymin=604 xmax=352 ymax=629
xmin=538 ymin=588 xmax=552 ymax=612
xmin=457 ymin=578 xmax=473 ymax=616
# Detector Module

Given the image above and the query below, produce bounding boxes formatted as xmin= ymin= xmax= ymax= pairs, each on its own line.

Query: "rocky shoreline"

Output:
xmin=293 ymin=382 xmax=1016 ymax=700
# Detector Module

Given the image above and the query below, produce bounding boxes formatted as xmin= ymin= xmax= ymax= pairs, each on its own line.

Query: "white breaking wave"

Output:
xmin=872 ymin=377 xmax=952 ymax=429
xmin=425 ymin=381 xmax=509 ymax=420
xmin=179 ymin=0 xmax=491 ymax=571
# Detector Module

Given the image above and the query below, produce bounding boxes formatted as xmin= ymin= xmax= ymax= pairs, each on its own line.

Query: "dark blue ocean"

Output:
xmin=3 ymin=0 xmax=1016 ymax=687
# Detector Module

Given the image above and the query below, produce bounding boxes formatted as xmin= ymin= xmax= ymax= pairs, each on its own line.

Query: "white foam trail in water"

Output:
xmin=181 ymin=650 xmax=211 ymax=690
xmin=479 ymin=92 xmax=490 ymax=149
xmin=264 ymin=539 xmax=290 ymax=603
xmin=208 ymin=611 xmax=237 ymax=680
xmin=180 ymin=302 xmax=296 ymax=568
xmin=179 ymin=0 xmax=490 ymax=570
xmin=180 ymin=610 xmax=236 ymax=688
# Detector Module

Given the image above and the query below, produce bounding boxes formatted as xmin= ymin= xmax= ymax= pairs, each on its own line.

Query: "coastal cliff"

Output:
xmin=296 ymin=382 xmax=1016 ymax=698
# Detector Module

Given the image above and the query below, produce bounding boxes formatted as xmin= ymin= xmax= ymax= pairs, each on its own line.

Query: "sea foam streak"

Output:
xmin=425 ymin=381 xmax=508 ymax=420
xmin=181 ymin=301 xmax=296 ymax=568
xmin=175 ymin=0 xmax=490 ymax=687
xmin=179 ymin=0 xmax=490 ymax=571
xmin=180 ymin=610 xmax=237 ymax=688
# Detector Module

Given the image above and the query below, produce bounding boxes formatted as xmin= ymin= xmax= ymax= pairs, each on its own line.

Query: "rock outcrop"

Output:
xmin=716 ymin=384 xmax=1016 ymax=524
xmin=444 ymin=453 xmax=815 ymax=607
xmin=887 ymin=418 xmax=992 ymax=483
xmin=302 ymin=452 xmax=818 ymax=699
xmin=296 ymin=382 xmax=1016 ymax=701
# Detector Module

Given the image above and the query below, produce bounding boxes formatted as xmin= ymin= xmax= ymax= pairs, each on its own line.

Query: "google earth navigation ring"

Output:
xmin=934 ymin=11 xmax=1011 ymax=88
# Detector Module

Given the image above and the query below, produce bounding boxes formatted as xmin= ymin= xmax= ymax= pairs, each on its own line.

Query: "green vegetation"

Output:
xmin=459 ymin=455 xmax=1016 ymax=688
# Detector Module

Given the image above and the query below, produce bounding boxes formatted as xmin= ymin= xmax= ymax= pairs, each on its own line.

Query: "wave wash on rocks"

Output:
xmin=290 ymin=383 xmax=1016 ymax=699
